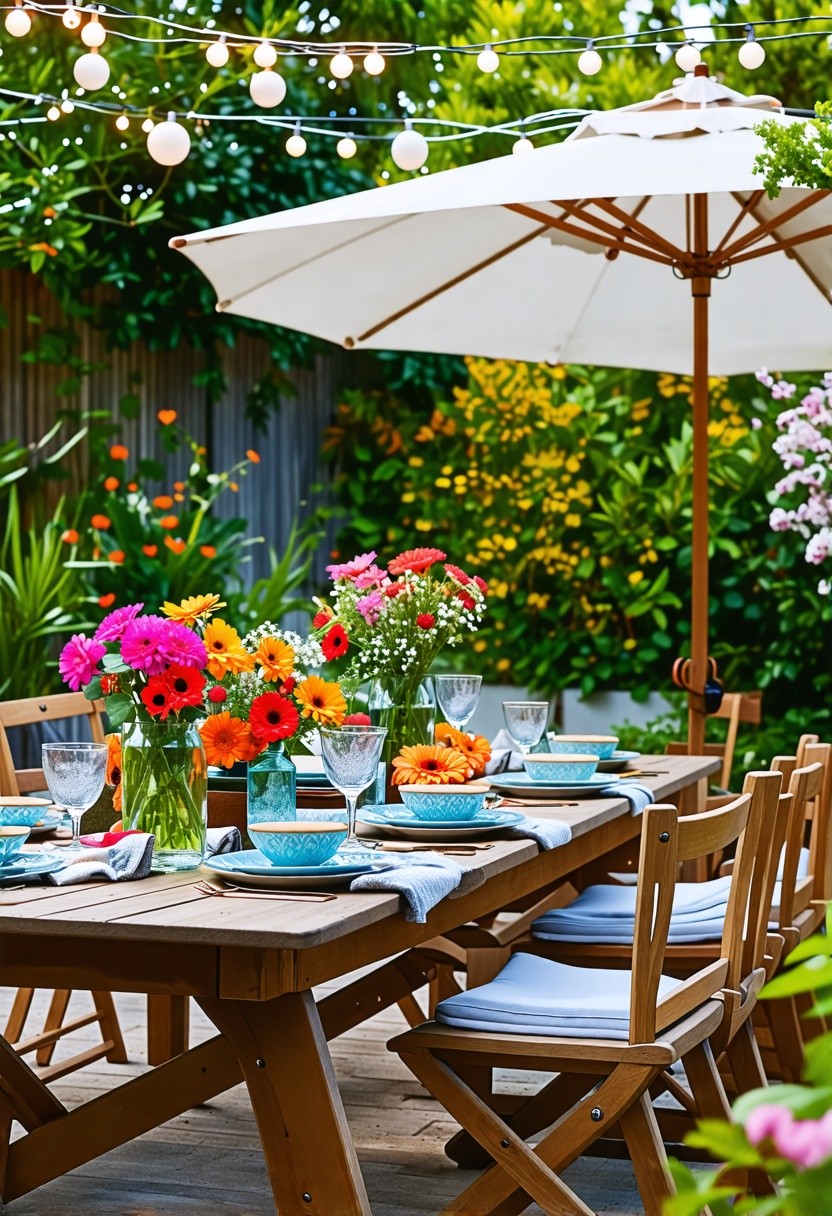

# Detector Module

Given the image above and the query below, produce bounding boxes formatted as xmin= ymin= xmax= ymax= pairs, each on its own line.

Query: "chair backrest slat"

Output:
xmin=802 ymin=742 xmax=832 ymax=903
xmin=773 ymin=753 xmax=828 ymax=931
xmin=0 ymin=694 xmax=107 ymax=796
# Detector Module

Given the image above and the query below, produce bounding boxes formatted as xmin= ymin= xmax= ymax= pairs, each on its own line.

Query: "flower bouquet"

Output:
xmin=315 ymin=547 xmax=488 ymax=782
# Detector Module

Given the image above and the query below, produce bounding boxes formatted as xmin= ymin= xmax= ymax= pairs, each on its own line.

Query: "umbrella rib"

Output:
xmin=555 ymin=198 xmax=674 ymax=259
xmin=720 ymin=189 xmax=830 ymax=259
xmin=585 ymin=198 xmax=684 ymax=261
xmin=729 ymin=221 xmax=832 ymax=278
xmin=351 ymin=224 xmax=550 ymax=345
xmin=505 ymin=203 xmax=675 ymax=267
xmin=729 ymin=191 xmax=832 ymax=304
xmin=712 ymin=191 xmax=766 ymax=256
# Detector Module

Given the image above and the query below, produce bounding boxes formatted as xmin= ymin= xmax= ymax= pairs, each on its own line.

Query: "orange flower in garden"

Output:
xmin=203 ymin=619 xmax=253 ymax=679
xmin=61 ymin=529 xmax=79 ymax=545
xmin=105 ymin=733 xmax=123 ymax=813
xmin=98 ymin=593 xmax=116 ymax=608
xmin=229 ymin=481 xmax=239 ymax=492
xmin=142 ymin=544 xmax=158 ymax=557
xmin=153 ymin=495 xmax=174 ymax=510
xmin=435 ymin=724 xmax=491 ymax=779
xmin=200 ymin=712 xmax=260 ymax=769
xmin=164 ymin=537 xmax=186 ymax=554
xmin=104 ymin=476 xmax=120 ymax=492
xmin=199 ymin=545 xmax=216 ymax=558
xmin=392 ymin=744 xmax=469 ymax=786
xmin=159 ymin=515 xmax=179 ymax=530
xmin=254 ymin=636 xmax=295 ymax=684
xmin=246 ymin=449 xmax=261 ymax=463
xmin=294 ymin=676 xmax=347 ymax=727
xmin=388 ymin=547 xmax=447 ymax=576
xmin=127 ymin=482 xmax=138 ymax=492
xmin=108 ymin=550 xmax=125 ymax=564
xmin=91 ymin=514 xmax=111 ymax=530
xmin=173 ymin=481 xmax=185 ymax=492
xmin=163 ymin=594 xmax=226 ymax=625
xmin=174 ymin=493 xmax=185 ymax=503
xmin=157 ymin=410 xmax=177 ymax=425
xmin=109 ymin=445 xmax=129 ymax=461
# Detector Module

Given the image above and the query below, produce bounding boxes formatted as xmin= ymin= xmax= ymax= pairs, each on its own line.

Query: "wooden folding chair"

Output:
xmin=667 ymin=690 xmax=763 ymax=794
xmin=0 ymin=694 xmax=127 ymax=1079
xmin=390 ymin=784 xmax=767 ymax=1216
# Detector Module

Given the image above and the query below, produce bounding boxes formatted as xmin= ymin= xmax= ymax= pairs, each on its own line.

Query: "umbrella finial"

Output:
xmin=693 ymin=62 xmax=709 ymax=77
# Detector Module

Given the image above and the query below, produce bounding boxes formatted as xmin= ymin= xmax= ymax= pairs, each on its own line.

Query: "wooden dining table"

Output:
xmin=0 ymin=754 xmax=718 ymax=1215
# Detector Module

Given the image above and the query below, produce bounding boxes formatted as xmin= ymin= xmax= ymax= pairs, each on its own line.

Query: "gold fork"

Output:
xmin=192 ymin=880 xmax=336 ymax=903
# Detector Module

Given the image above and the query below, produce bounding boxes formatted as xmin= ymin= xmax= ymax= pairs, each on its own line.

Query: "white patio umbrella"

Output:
xmin=172 ymin=67 xmax=832 ymax=750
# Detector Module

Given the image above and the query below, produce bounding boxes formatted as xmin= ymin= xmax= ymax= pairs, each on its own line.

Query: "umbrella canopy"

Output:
xmin=173 ymin=68 xmax=832 ymax=749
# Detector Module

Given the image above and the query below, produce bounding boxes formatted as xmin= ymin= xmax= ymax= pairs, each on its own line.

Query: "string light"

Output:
xmin=61 ymin=0 xmax=79 ymax=30
xmin=330 ymin=48 xmax=354 ymax=79
xmin=738 ymin=26 xmax=766 ymax=69
xmin=74 ymin=49 xmax=110 ymax=90
xmin=253 ymin=39 xmax=277 ymax=69
xmin=285 ymin=121 xmax=306 ymax=157
xmin=391 ymin=119 xmax=428 ymax=170
xmin=141 ymin=116 xmax=154 ymax=132
xmin=5 ymin=3 xmax=31 ymax=38
xmin=477 ymin=44 xmax=500 ymax=73
xmin=115 ymin=111 xmax=129 ymax=130
xmin=336 ymin=134 xmax=357 ymax=158
xmin=363 ymin=48 xmax=385 ymax=75
xmin=146 ymin=111 xmax=190 ymax=166
xmin=577 ymin=41 xmax=602 ymax=75
xmin=249 ymin=68 xmax=286 ymax=108
xmin=674 ymin=41 xmax=701 ymax=72
xmin=46 ymin=104 xmax=60 ymax=121
xmin=81 ymin=12 xmax=106 ymax=48
xmin=205 ymin=36 xmax=229 ymax=68
xmin=60 ymin=98 xmax=74 ymax=113
xmin=512 ymin=133 xmax=534 ymax=154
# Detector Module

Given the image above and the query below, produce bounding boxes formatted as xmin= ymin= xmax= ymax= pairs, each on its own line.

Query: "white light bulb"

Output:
xmin=391 ymin=124 xmax=428 ymax=171
xmin=81 ymin=14 xmax=106 ymax=47
xmin=249 ymin=69 xmax=286 ymax=108
xmin=363 ymin=48 xmax=385 ymax=75
xmin=4 ymin=6 xmax=31 ymax=37
xmin=286 ymin=130 xmax=307 ymax=157
xmin=47 ymin=105 xmax=61 ymax=122
xmin=253 ymin=40 xmax=277 ymax=68
xmin=115 ymin=113 xmax=129 ymax=131
xmin=141 ymin=118 xmax=154 ymax=133
xmin=674 ymin=42 xmax=701 ymax=72
xmin=578 ymin=46 xmax=603 ymax=76
xmin=205 ymin=38 xmax=229 ymax=68
xmin=61 ymin=3 xmax=80 ymax=29
xmin=73 ymin=49 xmax=110 ymax=90
xmin=512 ymin=136 xmax=534 ymax=155
xmin=337 ymin=135 xmax=357 ymax=159
xmin=60 ymin=98 xmax=74 ymax=114
xmin=147 ymin=113 xmax=191 ymax=166
xmin=330 ymin=49 xmax=353 ymax=79
xmin=738 ymin=38 xmax=765 ymax=70
xmin=477 ymin=44 xmax=499 ymax=73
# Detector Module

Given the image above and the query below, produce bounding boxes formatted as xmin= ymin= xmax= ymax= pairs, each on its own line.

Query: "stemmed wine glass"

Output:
xmin=434 ymin=674 xmax=482 ymax=732
xmin=502 ymin=701 xmax=550 ymax=755
xmin=318 ymin=726 xmax=387 ymax=854
xmin=41 ymin=742 xmax=108 ymax=853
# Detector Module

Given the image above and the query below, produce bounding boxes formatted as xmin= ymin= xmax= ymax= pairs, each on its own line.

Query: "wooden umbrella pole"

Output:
xmin=689 ymin=193 xmax=711 ymax=755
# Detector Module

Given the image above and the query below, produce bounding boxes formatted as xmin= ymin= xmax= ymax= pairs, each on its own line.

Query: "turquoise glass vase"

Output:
xmin=247 ymin=742 xmax=297 ymax=829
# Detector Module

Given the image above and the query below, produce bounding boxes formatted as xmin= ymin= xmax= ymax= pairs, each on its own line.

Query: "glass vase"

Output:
xmin=368 ymin=677 xmax=435 ymax=772
xmin=247 ymin=741 xmax=297 ymax=829
xmin=122 ymin=719 xmax=208 ymax=872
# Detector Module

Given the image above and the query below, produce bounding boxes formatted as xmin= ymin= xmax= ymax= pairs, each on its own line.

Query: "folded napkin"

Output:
xmin=349 ymin=853 xmax=486 ymax=924
xmin=485 ymin=728 xmax=526 ymax=775
xmin=607 ymin=782 xmax=655 ymax=816
xmin=47 ymin=832 xmax=155 ymax=886
xmin=206 ymin=826 xmax=242 ymax=856
xmin=504 ymin=817 xmax=572 ymax=849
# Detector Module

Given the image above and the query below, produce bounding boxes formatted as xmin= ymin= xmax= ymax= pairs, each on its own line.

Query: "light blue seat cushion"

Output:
xmin=533 ymin=877 xmax=732 ymax=944
xmin=435 ymin=952 xmax=681 ymax=1040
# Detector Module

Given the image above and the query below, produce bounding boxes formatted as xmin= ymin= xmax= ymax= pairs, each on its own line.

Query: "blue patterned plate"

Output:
xmin=596 ymin=750 xmax=641 ymax=773
xmin=0 ymin=854 xmax=67 ymax=884
xmin=204 ymin=849 xmax=376 ymax=878
xmin=359 ymin=807 xmax=524 ymax=840
xmin=488 ymin=772 xmax=620 ymax=798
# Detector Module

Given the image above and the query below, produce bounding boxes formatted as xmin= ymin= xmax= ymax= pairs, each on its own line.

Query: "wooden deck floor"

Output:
xmin=3 ymin=980 xmax=648 ymax=1216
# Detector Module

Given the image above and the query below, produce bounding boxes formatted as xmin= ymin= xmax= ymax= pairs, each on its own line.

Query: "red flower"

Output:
xmin=140 ymin=676 xmax=175 ymax=720
xmin=383 ymin=584 xmax=403 ymax=598
xmin=249 ymin=692 xmax=300 ymax=742
xmin=321 ymin=623 xmax=349 ymax=661
xmin=343 ymin=712 xmax=372 ymax=726
xmin=416 ymin=613 xmax=436 ymax=630
xmin=208 ymin=685 xmax=227 ymax=704
xmin=312 ymin=609 xmax=333 ymax=629
xmin=473 ymin=576 xmax=488 ymax=596
xmin=444 ymin=563 xmax=471 ymax=586
xmin=163 ymin=665 xmax=206 ymax=711
xmin=457 ymin=590 xmax=476 ymax=611
xmin=388 ymin=547 xmax=447 ymax=576
xmin=279 ymin=676 xmax=296 ymax=695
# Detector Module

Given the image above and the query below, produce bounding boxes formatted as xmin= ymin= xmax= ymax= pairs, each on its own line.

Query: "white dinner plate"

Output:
xmin=596 ymin=751 xmax=641 ymax=773
xmin=488 ymin=773 xmax=621 ymax=799
xmin=359 ymin=807 xmax=524 ymax=841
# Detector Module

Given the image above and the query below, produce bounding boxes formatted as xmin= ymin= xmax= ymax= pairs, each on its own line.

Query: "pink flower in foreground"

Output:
xmin=159 ymin=619 xmax=208 ymax=669
xmin=353 ymin=563 xmax=389 ymax=589
xmin=326 ymin=551 xmax=378 ymax=581
xmin=59 ymin=634 xmax=106 ymax=691
xmin=120 ymin=615 xmax=170 ymax=676
xmin=746 ymin=1104 xmax=832 ymax=1171
xmin=94 ymin=602 xmax=144 ymax=643
xmin=356 ymin=590 xmax=384 ymax=625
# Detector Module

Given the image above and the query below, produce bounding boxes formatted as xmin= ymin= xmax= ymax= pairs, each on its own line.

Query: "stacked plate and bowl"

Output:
xmin=0 ymin=797 xmax=66 ymax=885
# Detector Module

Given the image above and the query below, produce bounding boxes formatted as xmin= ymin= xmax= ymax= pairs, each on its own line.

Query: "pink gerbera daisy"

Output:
xmin=325 ymin=551 xmax=378 ymax=581
xmin=59 ymin=634 xmax=106 ymax=692
xmin=120 ymin=615 xmax=170 ymax=675
xmin=159 ymin=620 xmax=208 ymax=669
xmin=444 ymin=563 xmax=471 ymax=586
xmin=94 ymin=602 xmax=145 ymax=643
xmin=353 ymin=563 xmax=389 ymax=589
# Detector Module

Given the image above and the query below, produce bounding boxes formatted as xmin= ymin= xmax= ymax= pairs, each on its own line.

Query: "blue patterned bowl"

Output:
xmin=546 ymin=735 xmax=619 ymax=760
xmin=398 ymin=785 xmax=489 ymax=821
xmin=523 ymin=754 xmax=599 ymax=782
xmin=0 ymin=826 xmax=30 ymax=866
xmin=0 ymin=797 xmax=52 ymax=828
xmin=248 ymin=821 xmax=348 ymax=867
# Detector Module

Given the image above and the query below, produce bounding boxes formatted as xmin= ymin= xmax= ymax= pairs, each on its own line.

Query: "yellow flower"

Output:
xmin=255 ymin=637 xmax=295 ymax=684
xmin=435 ymin=477 xmax=452 ymax=489
xmin=162 ymin=594 xmax=226 ymax=625
xmin=294 ymin=676 xmax=346 ymax=727
xmin=203 ymin=619 xmax=254 ymax=679
xmin=628 ymin=571 xmax=645 ymax=586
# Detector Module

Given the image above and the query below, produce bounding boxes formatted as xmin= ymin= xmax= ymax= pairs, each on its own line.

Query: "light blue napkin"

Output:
xmin=47 ymin=832 xmax=155 ymax=885
xmin=349 ymin=854 xmax=486 ymax=924
xmin=505 ymin=818 xmax=572 ymax=849
xmin=206 ymin=826 xmax=243 ymax=856
xmin=607 ymin=782 xmax=655 ymax=815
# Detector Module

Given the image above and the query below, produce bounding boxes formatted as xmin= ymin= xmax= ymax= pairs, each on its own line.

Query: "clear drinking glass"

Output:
xmin=434 ymin=674 xmax=482 ymax=732
xmin=41 ymin=742 xmax=108 ymax=853
xmin=502 ymin=701 xmax=550 ymax=755
xmin=318 ymin=725 xmax=387 ymax=853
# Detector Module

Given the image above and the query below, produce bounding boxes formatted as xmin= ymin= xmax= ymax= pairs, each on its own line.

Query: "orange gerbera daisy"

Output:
xmin=203 ymin=618 xmax=254 ymax=679
xmin=435 ymin=725 xmax=491 ymax=779
xmin=294 ymin=676 xmax=347 ymax=727
xmin=162 ymin=594 xmax=227 ymax=625
xmin=105 ymin=733 xmax=123 ymax=813
xmin=200 ymin=712 xmax=259 ymax=769
xmin=254 ymin=636 xmax=295 ymax=684
xmin=391 ymin=744 xmax=469 ymax=786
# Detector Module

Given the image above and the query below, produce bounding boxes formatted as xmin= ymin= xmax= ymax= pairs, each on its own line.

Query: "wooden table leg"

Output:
xmin=199 ymin=989 xmax=372 ymax=1216
xmin=146 ymin=994 xmax=189 ymax=1065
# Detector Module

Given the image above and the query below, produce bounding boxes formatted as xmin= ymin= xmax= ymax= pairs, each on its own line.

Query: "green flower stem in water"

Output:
xmin=369 ymin=677 xmax=435 ymax=770
xmin=122 ymin=720 xmax=207 ymax=871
